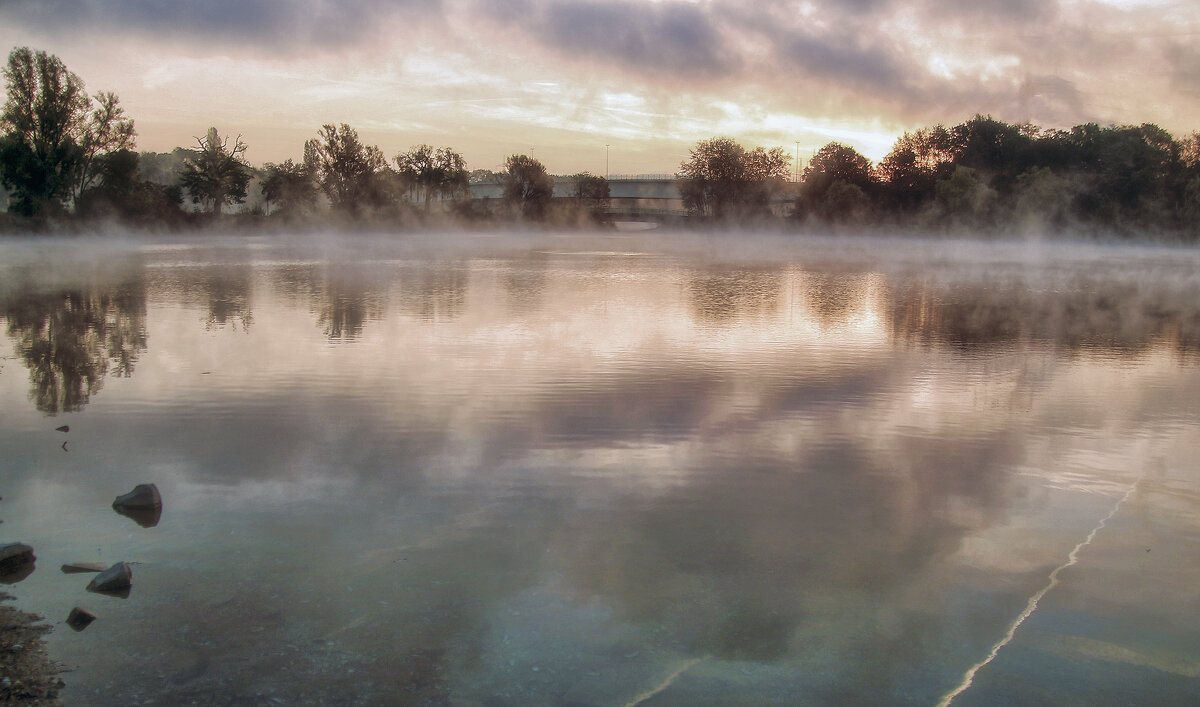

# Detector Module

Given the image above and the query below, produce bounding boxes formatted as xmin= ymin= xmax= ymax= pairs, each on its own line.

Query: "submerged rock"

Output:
xmin=66 ymin=607 xmax=96 ymax=632
xmin=61 ymin=562 xmax=108 ymax=574
xmin=112 ymin=484 xmax=163 ymax=527
xmin=0 ymin=544 xmax=35 ymax=584
xmin=86 ymin=562 xmax=132 ymax=597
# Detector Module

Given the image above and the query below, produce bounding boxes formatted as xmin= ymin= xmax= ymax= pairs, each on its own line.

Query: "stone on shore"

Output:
xmin=0 ymin=543 xmax=36 ymax=584
xmin=0 ymin=593 xmax=64 ymax=701
xmin=86 ymin=562 xmax=133 ymax=597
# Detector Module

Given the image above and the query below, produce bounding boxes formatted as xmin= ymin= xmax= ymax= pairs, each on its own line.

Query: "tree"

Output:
xmin=933 ymin=165 xmax=997 ymax=227
xmin=0 ymin=47 xmax=135 ymax=216
xmin=0 ymin=47 xmax=88 ymax=215
xmin=677 ymin=137 xmax=789 ymax=220
xmin=395 ymin=144 xmax=469 ymax=211
xmin=944 ymin=115 xmax=1033 ymax=194
xmin=803 ymin=142 xmax=874 ymax=190
xmin=307 ymin=123 xmax=390 ymax=215
xmin=178 ymin=127 xmax=251 ymax=217
xmin=260 ymin=158 xmax=317 ymax=216
xmin=138 ymin=148 xmax=191 ymax=186
xmin=72 ymin=91 xmax=135 ymax=200
xmin=1011 ymin=166 xmax=1074 ymax=231
xmin=1064 ymin=122 xmax=1183 ymax=231
xmin=876 ymin=128 xmax=953 ymax=215
xmin=796 ymin=142 xmax=876 ymax=225
xmin=502 ymin=154 xmax=553 ymax=220
xmin=76 ymin=149 xmax=185 ymax=226
xmin=569 ymin=172 xmax=610 ymax=221
xmin=469 ymin=168 xmax=502 ymax=184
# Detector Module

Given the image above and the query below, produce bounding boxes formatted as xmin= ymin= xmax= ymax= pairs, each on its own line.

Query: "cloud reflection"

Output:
xmin=2 ymin=241 xmax=1200 ymax=703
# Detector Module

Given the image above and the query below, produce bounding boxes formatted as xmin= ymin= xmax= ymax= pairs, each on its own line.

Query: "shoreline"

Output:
xmin=0 ymin=593 xmax=64 ymax=705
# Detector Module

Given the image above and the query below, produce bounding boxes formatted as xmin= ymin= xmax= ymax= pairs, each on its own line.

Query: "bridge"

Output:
xmin=468 ymin=177 xmax=795 ymax=222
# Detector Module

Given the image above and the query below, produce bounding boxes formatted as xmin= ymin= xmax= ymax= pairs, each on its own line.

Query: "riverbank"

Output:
xmin=0 ymin=593 xmax=63 ymax=704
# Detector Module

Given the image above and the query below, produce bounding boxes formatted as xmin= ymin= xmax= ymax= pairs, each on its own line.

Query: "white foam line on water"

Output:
xmin=624 ymin=657 xmax=706 ymax=707
xmin=936 ymin=480 xmax=1140 ymax=707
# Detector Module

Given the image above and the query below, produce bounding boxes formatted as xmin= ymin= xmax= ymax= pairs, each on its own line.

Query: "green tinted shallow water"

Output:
xmin=1 ymin=232 xmax=1198 ymax=705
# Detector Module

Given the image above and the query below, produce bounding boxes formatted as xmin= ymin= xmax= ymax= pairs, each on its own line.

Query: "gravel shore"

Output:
xmin=0 ymin=593 xmax=63 ymax=705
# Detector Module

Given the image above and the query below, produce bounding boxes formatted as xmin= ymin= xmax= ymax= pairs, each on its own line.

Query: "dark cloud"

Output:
xmin=0 ymin=0 xmax=440 ymax=50
xmin=486 ymin=0 xmax=742 ymax=80
xmin=923 ymin=0 xmax=1052 ymax=23
xmin=1015 ymin=74 xmax=1085 ymax=125
xmin=769 ymin=28 xmax=908 ymax=91
xmin=1165 ymin=43 xmax=1200 ymax=97
xmin=711 ymin=3 xmax=918 ymax=108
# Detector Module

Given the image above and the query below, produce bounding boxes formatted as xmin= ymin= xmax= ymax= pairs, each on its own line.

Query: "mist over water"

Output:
xmin=1 ymin=232 xmax=1199 ymax=705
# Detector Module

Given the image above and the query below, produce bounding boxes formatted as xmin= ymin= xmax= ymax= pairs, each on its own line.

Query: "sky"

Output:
xmin=2 ymin=0 xmax=1198 ymax=176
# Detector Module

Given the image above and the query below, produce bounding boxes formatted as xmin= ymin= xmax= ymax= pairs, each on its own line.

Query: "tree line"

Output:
xmin=4 ymin=46 xmax=1200 ymax=239
xmin=680 ymin=118 xmax=1200 ymax=238
xmin=0 ymin=47 xmax=608 ymax=230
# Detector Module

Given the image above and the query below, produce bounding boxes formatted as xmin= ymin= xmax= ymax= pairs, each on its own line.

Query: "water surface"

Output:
xmin=1 ymin=233 xmax=1199 ymax=705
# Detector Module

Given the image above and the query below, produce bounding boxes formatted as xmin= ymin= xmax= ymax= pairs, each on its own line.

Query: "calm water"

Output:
xmin=1 ymin=232 xmax=1199 ymax=705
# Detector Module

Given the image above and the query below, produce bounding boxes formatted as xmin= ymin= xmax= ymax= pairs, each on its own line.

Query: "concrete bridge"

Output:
xmin=468 ymin=177 xmax=686 ymax=220
xmin=468 ymin=177 xmax=795 ymax=222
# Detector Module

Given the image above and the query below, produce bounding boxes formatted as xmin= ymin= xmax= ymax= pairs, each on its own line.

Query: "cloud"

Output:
xmin=1164 ymin=43 xmax=1200 ymax=97
xmin=922 ymin=0 xmax=1053 ymax=23
xmin=3 ymin=0 xmax=1198 ymax=167
xmin=751 ymin=23 xmax=910 ymax=93
xmin=0 ymin=0 xmax=442 ymax=51
xmin=482 ymin=0 xmax=742 ymax=80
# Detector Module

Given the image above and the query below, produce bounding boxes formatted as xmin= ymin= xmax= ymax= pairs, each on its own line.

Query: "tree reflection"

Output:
xmin=802 ymin=271 xmax=876 ymax=329
xmin=888 ymin=276 xmax=1200 ymax=356
xmin=503 ymin=257 xmax=547 ymax=316
xmin=3 ymin=281 xmax=147 ymax=413
xmin=269 ymin=263 xmax=393 ymax=341
xmin=320 ymin=285 xmax=381 ymax=340
xmin=203 ymin=266 xmax=253 ymax=331
xmin=159 ymin=264 xmax=255 ymax=331
xmin=396 ymin=263 xmax=468 ymax=322
xmin=687 ymin=267 xmax=783 ymax=323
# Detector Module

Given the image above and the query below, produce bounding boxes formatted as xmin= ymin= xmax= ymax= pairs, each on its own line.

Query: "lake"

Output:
xmin=1 ymin=231 xmax=1199 ymax=705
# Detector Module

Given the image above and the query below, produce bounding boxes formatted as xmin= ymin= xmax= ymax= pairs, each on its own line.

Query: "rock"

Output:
xmin=66 ymin=607 xmax=96 ymax=632
xmin=112 ymin=484 xmax=162 ymax=527
xmin=0 ymin=543 xmax=36 ymax=584
xmin=55 ymin=425 xmax=69 ymax=433
xmin=86 ymin=562 xmax=132 ymax=597
xmin=60 ymin=562 xmax=108 ymax=574
xmin=112 ymin=483 xmax=161 ymax=510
